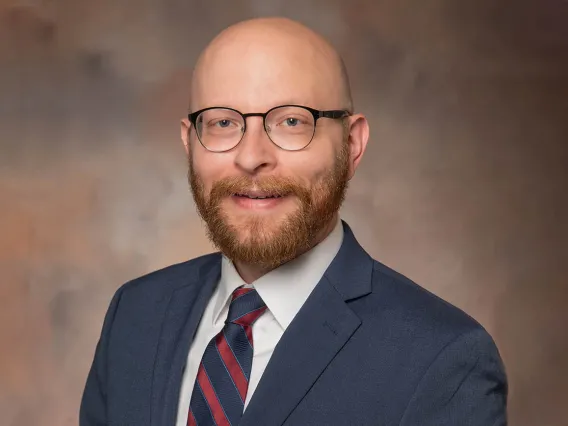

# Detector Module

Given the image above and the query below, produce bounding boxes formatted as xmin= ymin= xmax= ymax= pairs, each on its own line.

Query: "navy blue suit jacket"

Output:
xmin=80 ymin=221 xmax=508 ymax=425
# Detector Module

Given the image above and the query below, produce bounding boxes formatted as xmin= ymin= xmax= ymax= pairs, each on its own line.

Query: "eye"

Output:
xmin=206 ymin=118 xmax=241 ymax=130
xmin=213 ymin=119 xmax=233 ymax=128
xmin=280 ymin=116 xmax=310 ymax=127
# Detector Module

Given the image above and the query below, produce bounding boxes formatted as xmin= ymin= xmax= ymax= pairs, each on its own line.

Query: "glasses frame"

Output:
xmin=187 ymin=104 xmax=351 ymax=152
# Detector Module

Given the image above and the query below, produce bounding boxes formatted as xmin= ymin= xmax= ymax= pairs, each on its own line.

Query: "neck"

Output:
xmin=233 ymin=214 xmax=339 ymax=284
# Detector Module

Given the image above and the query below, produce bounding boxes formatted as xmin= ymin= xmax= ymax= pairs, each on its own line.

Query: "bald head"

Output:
xmin=190 ymin=17 xmax=353 ymax=113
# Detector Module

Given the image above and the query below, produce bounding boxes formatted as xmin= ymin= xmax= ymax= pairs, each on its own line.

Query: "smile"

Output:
xmin=230 ymin=193 xmax=289 ymax=210
xmin=234 ymin=193 xmax=284 ymax=199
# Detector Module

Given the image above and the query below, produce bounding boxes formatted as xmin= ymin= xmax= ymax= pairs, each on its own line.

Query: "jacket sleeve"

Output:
xmin=79 ymin=286 xmax=124 ymax=426
xmin=399 ymin=327 xmax=508 ymax=426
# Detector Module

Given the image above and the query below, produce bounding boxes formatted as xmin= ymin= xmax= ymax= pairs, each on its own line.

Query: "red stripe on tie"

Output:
xmin=233 ymin=306 xmax=268 ymax=327
xmin=232 ymin=287 xmax=254 ymax=301
xmin=186 ymin=409 xmax=197 ymax=426
xmin=216 ymin=333 xmax=248 ymax=402
xmin=196 ymin=364 xmax=231 ymax=426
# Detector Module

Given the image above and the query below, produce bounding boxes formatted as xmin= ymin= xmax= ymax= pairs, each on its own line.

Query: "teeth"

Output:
xmin=235 ymin=194 xmax=281 ymax=199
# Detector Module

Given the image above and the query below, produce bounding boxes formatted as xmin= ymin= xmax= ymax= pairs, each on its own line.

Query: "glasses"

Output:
xmin=187 ymin=105 xmax=351 ymax=152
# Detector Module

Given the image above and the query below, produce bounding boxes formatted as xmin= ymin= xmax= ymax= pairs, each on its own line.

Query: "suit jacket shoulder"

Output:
xmin=118 ymin=252 xmax=221 ymax=300
xmin=371 ymin=258 xmax=485 ymax=340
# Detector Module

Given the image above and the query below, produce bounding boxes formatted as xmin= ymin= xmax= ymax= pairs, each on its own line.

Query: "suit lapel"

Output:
xmin=240 ymin=221 xmax=374 ymax=426
xmin=150 ymin=256 xmax=221 ymax=426
xmin=239 ymin=278 xmax=361 ymax=426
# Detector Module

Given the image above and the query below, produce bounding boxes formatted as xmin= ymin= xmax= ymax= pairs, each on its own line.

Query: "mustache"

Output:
xmin=209 ymin=175 xmax=310 ymax=201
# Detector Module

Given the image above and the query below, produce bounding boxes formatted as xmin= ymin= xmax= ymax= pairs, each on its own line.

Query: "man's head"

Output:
xmin=181 ymin=17 xmax=369 ymax=272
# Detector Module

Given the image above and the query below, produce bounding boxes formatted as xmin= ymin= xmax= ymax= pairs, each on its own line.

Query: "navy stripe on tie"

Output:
xmin=227 ymin=291 xmax=264 ymax=323
xmin=223 ymin=323 xmax=253 ymax=380
xmin=214 ymin=342 xmax=245 ymax=403
xmin=232 ymin=306 xmax=266 ymax=324
xmin=222 ymin=328 xmax=248 ymax=382
xmin=202 ymin=339 xmax=243 ymax=424
xmin=189 ymin=380 xmax=216 ymax=426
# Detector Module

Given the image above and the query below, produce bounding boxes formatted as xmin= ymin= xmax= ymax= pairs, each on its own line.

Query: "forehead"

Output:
xmin=191 ymin=38 xmax=343 ymax=113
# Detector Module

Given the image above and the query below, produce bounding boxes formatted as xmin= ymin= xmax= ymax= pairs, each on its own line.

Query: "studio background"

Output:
xmin=1 ymin=1 xmax=567 ymax=425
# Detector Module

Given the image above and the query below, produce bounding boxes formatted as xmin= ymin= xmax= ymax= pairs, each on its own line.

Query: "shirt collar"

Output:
xmin=213 ymin=217 xmax=344 ymax=330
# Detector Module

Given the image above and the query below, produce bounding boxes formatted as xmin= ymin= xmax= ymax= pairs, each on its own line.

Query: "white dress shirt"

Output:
xmin=175 ymin=217 xmax=344 ymax=426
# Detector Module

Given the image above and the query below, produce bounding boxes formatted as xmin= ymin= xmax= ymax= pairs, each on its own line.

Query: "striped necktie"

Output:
xmin=187 ymin=287 xmax=267 ymax=426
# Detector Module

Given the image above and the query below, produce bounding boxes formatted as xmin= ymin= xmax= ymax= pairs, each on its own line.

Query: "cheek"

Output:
xmin=191 ymin=151 xmax=230 ymax=191
xmin=288 ymin=148 xmax=337 ymax=183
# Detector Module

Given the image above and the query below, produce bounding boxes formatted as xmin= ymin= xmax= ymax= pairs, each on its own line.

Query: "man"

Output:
xmin=80 ymin=17 xmax=508 ymax=426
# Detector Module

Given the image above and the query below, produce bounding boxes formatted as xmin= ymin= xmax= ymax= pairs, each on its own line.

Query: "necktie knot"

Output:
xmin=226 ymin=287 xmax=267 ymax=327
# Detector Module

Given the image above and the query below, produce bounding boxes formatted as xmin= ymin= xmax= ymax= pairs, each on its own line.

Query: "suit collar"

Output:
xmin=325 ymin=220 xmax=374 ymax=301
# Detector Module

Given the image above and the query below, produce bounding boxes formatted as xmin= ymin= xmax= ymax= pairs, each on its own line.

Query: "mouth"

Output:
xmin=232 ymin=192 xmax=286 ymax=199
xmin=229 ymin=190 xmax=290 ymax=210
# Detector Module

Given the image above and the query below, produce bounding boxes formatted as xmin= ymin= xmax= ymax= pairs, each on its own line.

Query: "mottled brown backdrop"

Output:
xmin=1 ymin=0 xmax=567 ymax=425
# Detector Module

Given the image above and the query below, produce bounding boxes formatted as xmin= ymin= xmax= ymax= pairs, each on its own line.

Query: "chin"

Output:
xmin=226 ymin=213 xmax=282 ymax=238
xmin=233 ymin=215 xmax=277 ymax=233
xmin=226 ymin=204 xmax=293 ymax=224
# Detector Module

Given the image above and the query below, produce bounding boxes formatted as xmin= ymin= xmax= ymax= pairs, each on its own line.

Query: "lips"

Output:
xmin=233 ymin=191 xmax=285 ymax=199
xmin=230 ymin=190 xmax=288 ymax=210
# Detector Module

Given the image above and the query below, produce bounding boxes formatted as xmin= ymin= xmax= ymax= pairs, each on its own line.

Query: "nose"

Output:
xmin=233 ymin=117 xmax=278 ymax=175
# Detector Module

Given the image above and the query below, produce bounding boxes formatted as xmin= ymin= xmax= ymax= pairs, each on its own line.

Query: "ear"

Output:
xmin=180 ymin=118 xmax=191 ymax=155
xmin=346 ymin=113 xmax=370 ymax=180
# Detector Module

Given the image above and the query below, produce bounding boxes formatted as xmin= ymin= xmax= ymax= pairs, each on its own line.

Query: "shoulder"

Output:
xmin=114 ymin=252 xmax=222 ymax=302
xmin=96 ymin=252 xmax=221 ymax=331
xmin=344 ymin=257 xmax=507 ymax=393
xmin=352 ymin=257 xmax=497 ymax=362
xmin=372 ymin=261 xmax=509 ymax=423
xmin=371 ymin=259 xmax=483 ymax=333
